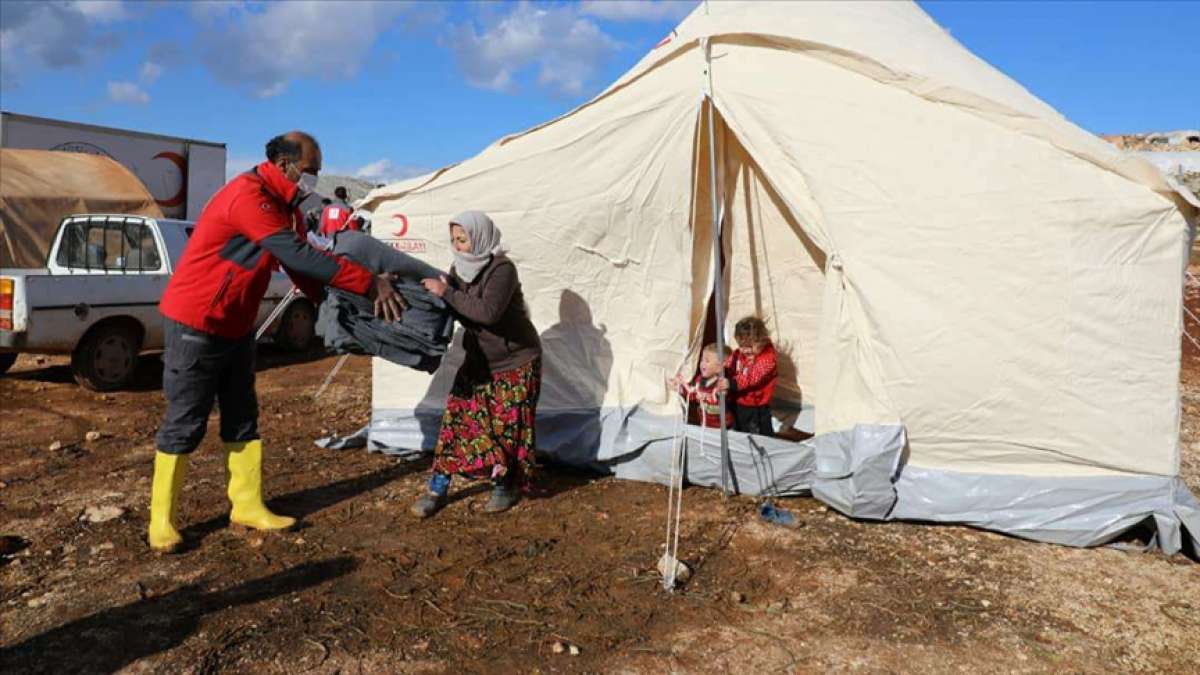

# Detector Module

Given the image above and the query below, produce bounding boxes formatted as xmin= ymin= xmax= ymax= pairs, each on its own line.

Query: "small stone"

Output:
xmin=568 ymin=644 xmax=581 ymax=656
xmin=89 ymin=542 xmax=115 ymax=555
xmin=62 ymin=544 xmax=77 ymax=555
xmin=85 ymin=431 xmax=102 ymax=442
xmin=551 ymin=641 xmax=565 ymax=654
xmin=294 ymin=537 xmax=306 ymax=546
xmin=248 ymin=537 xmax=264 ymax=549
xmin=731 ymin=591 xmax=746 ymax=604
xmin=81 ymin=505 xmax=125 ymax=523
xmin=656 ymin=553 xmax=691 ymax=586
xmin=27 ymin=595 xmax=50 ymax=608
xmin=981 ymin=599 xmax=991 ymax=608
xmin=49 ymin=441 xmax=63 ymax=452
xmin=0 ymin=481 xmax=7 ymax=489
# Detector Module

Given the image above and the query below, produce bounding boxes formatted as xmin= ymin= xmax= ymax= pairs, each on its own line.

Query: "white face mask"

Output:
xmin=297 ymin=171 xmax=319 ymax=194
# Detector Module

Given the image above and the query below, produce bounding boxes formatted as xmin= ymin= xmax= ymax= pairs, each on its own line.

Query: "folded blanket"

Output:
xmin=315 ymin=231 xmax=455 ymax=372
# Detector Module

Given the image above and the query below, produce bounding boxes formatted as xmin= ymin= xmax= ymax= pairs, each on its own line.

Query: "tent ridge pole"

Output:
xmin=702 ymin=36 xmax=731 ymax=497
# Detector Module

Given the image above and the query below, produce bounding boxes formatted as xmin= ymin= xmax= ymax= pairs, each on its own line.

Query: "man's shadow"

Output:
xmin=404 ymin=290 xmax=613 ymax=498
xmin=0 ymin=557 xmax=357 ymax=674
xmin=535 ymin=290 xmax=614 ymax=485
xmin=180 ymin=461 xmax=419 ymax=547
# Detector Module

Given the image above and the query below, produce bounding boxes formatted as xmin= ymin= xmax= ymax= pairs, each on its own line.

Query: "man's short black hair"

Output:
xmin=321 ymin=198 xmax=332 ymax=206
xmin=334 ymin=186 xmax=348 ymax=200
xmin=265 ymin=135 xmax=302 ymax=163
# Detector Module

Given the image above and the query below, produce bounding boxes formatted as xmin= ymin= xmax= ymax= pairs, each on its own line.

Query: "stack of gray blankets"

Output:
xmin=315 ymin=231 xmax=455 ymax=373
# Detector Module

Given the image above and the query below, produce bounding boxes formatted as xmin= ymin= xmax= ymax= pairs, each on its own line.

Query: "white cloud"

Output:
xmin=139 ymin=60 xmax=162 ymax=84
xmin=450 ymin=2 xmax=620 ymax=97
xmin=0 ymin=0 xmax=131 ymax=89
xmin=194 ymin=0 xmax=412 ymax=99
xmin=225 ymin=154 xmax=261 ymax=181
xmin=353 ymin=159 xmax=428 ymax=184
xmin=579 ymin=0 xmax=696 ymax=22
xmin=107 ymin=80 xmax=149 ymax=104
xmin=74 ymin=0 xmax=127 ymax=23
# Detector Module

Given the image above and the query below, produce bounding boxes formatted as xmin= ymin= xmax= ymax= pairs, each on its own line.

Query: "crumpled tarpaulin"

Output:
xmin=316 ymin=231 xmax=455 ymax=372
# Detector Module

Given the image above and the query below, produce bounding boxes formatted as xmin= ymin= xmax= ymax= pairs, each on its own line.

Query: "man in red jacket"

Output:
xmin=319 ymin=201 xmax=357 ymax=236
xmin=147 ymin=131 xmax=405 ymax=553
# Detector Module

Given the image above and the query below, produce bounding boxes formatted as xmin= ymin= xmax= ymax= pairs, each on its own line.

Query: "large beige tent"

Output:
xmin=362 ymin=1 xmax=1199 ymax=553
xmin=0 ymin=149 xmax=162 ymax=268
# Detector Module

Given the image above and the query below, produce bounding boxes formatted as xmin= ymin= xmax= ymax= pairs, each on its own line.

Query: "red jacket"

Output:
xmin=319 ymin=203 xmax=356 ymax=236
xmin=160 ymin=161 xmax=373 ymax=338
xmin=726 ymin=341 xmax=778 ymax=408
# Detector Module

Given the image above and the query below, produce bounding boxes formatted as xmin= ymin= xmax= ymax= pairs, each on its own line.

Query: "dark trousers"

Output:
xmin=734 ymin=404 xmax=775 ymax=437
xmin=155 ymin=318 xmax=259 ymax=454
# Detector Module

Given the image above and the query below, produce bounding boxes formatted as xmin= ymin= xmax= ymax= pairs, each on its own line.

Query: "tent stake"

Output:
xmin=702 ymin=38 xmax=731 ymax=497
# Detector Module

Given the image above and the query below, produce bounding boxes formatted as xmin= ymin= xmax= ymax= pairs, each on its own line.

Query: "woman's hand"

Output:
xmin=716 ymin=377 xmax=730 ymax=393
xmin=668 ymin=374 xmax=683 ymax=390
xmin=422 ymin=275 xmax=450 ymax=298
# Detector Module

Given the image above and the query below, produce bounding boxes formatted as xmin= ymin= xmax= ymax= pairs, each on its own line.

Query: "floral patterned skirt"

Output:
xmin=432 ymin=358 xmax=541 ymax=488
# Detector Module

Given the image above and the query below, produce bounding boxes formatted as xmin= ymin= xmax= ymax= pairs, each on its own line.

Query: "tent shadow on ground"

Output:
xmin=179 ymin=461 xmax=419 ymax=548
xmin=0 ymin=557 xmax=357 ymax=674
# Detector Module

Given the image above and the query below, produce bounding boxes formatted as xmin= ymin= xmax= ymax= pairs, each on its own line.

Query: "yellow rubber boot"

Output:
xmin=226 ymin=440 xmax=296 ymax=531
xmin=148 ymin=451 xmax=189 ymax=553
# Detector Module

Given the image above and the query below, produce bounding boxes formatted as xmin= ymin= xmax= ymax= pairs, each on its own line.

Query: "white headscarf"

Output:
xmin=450 ymin=210 xmax=503 ymax=283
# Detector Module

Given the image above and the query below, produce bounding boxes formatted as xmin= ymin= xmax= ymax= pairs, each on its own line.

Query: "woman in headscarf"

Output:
xmin=414 ymin=211 xmax=542 ymax=517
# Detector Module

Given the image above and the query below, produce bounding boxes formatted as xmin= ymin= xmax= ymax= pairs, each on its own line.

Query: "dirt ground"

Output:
xmin=2 ymin=333 xmax=1199 ymax=673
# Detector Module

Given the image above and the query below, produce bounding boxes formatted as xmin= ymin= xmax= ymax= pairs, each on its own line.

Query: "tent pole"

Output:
xmin=702 ymin=39 xmax=731 ymax=497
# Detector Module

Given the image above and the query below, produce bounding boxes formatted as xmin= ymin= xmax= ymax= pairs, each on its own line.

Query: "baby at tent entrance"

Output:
xmin=727 ymin=317 xmax=779 ymax=436
xmin=669 ymin=343 xmax=733 ymax=428
xmin=413 ymin=211 xmax=543 ymax=518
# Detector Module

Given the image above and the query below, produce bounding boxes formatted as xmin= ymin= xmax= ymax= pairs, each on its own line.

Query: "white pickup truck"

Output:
xmin=0 ymin=214 xmax=316 ymax=390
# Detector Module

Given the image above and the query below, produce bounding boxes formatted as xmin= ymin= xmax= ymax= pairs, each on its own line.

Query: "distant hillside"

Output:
xmin=1101 ymin=130 xmax=1200 ymax=197
xmin=315 ymin=175 xmax=380 ymax=204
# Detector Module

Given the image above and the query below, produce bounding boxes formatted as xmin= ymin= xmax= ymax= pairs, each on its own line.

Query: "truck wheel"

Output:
xmin=276 ymin=299 xmax=316 ymax=353
xmin=72 ymin=324 xmax=141 ymax=391
xmin=0 ymin=353 xmax=16 ymax=375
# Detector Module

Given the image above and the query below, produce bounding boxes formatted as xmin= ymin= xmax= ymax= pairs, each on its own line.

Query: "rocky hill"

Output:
xmin=1101 ymin=130 xmax=1200 ymax=196
xmin=315 ymin=175 xmax=380 ymax=204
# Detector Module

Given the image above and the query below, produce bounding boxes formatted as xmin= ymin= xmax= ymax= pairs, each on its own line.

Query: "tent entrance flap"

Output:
xmin=694 ymin=100 xmax=827 ymax=411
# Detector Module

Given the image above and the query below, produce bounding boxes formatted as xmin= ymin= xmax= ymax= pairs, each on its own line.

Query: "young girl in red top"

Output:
xmin=727 ymin=317 xmax=778 ymax=436
xmin=669 ymin=343 xmax=734 ymax=428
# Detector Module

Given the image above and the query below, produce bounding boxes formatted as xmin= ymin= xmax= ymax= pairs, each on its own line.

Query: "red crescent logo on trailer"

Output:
xmin=392 ymin=213 xmax=409 ymax=238
xmin=153 ymin=151 xmax=188 ymax=208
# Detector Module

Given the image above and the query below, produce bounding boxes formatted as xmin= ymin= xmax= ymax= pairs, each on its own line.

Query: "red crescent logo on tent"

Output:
xmin=392 ymin=213 xmax=409 ymax=238
xmin=153 ymin=151 xmax=188 ymax=208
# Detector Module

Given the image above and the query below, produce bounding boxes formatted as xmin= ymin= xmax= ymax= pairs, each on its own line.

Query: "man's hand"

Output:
xmin=716 ymin=377 xmax=730 ymax=394
xmin=668 ymin=374 xmax=684 ymax=390
xmin=422 ymin=275 xmax=450 ymax=298
xmin=369 ymin=274 xmax=406 ymax=322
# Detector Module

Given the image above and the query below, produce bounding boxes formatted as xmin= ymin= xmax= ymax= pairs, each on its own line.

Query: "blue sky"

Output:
xmin=2 ymin=1 xmax=1196 ymax=183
